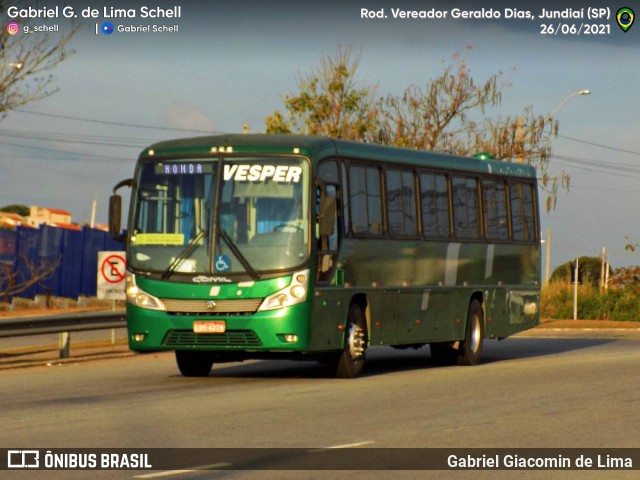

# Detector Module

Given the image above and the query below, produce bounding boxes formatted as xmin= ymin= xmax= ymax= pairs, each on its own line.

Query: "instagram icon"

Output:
xmin=7 ymin=22 xmax=20 ymax=35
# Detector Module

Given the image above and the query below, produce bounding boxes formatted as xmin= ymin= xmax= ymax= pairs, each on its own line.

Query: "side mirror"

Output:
xmin=109 ymin=178 xmax=133 ymax=242
xmin=319 ymin=195 xmax=336 ymax=237
xmin=109 ymin=194 xmax=122 ymax=238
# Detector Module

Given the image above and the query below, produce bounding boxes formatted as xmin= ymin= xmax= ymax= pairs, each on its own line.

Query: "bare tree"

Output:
xmin=0 ymin=0 xmax=80 ymax=119
xmin=378 ymin=53 xmax=564 ymax=210
xmin=0 ymin=1 xmax=79 ymax=302
xmin=266 ymin=47 xmax=567 ymax=210
xmin=0 ymin=255 xmax=60 ymax=303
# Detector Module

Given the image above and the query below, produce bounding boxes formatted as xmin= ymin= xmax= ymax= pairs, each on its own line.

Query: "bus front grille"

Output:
xmin=163 ymin=330 xmax=262 ymax=347
xmin=161 ymin=298 xmax=263 ymax=315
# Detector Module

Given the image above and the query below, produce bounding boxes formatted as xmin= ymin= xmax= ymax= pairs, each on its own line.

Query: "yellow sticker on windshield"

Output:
xmin=132 ymin=233 xmax=185 ymax=245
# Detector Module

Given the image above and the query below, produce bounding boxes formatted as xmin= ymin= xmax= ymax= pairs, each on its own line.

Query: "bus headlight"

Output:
xmin=259 ymin=269 xmax=309 ymax=311
xmin=126 ymin=273 xmax=166 ymax=311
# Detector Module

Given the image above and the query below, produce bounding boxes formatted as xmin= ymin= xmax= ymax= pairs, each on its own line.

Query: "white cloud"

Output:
xmin=160 ymin=102 xmax=217 ymax=133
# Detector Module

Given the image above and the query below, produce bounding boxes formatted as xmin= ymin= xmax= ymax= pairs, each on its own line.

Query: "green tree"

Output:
xmin=0 ymin=204 xmax=29 ymax=217
xmin=550 ymin=257 xmax=611 ymax=286
xmin=266 ymin=47 xmax=566 ymax=210
xmin=266 ymin=46 xmax=380 ymax=141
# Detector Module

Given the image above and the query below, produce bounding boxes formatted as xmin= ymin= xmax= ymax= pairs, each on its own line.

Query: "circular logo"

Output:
xmin=101 ymin=22 xmax=114 ymax=35
xmin=7 ymin=22 xmax=20 ymax=35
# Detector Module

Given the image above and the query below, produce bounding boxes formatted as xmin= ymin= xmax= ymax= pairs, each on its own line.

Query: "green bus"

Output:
xmin=109 ymin=134 xmax=540 ymax=378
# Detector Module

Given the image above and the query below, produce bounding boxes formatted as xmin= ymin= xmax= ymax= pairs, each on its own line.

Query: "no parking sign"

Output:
xmin=97 ymin=251 xmax=126 ymax=300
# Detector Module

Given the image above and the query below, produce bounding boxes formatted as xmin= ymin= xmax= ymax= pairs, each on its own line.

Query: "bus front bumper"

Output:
xmin=126 ymin=302 xmax=312 ymax=353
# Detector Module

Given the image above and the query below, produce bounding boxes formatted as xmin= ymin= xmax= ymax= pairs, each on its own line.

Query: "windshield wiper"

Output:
xmin=217 ymin=227 xmax=260 ymax=280
xmin=162 ymin=228 xmax=207 ymax=280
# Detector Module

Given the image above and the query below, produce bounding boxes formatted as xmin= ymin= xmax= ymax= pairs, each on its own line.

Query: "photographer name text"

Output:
xmin=6 ymin=5 xmax=181 ymax=19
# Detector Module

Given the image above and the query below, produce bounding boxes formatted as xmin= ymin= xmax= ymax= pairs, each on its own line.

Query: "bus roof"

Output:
xmin=142 ymin=134 xmax=537 ymax=179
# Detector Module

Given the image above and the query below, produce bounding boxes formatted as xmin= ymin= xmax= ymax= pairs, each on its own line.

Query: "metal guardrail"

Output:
xmin=0 ymin=310 xmax=127 ymax=338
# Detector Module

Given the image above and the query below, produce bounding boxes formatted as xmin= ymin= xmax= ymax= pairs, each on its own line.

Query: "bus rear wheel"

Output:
xmin=457 ymin=300 xmax=484 ymax=366
xmin=430 ymin=300 xmax=484 ymax=366
xmin=335 ymin=304 xmax=368 ymax=379
xmin=175 ymin=350 xmax=214 ymax=377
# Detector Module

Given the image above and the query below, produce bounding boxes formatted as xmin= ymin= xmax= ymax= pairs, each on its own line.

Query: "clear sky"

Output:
xmin=1 ymin=0 xmax=639 ymax=273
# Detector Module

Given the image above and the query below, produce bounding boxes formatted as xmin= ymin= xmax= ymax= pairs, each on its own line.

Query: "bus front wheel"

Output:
xmin=335 ymin=304 xmax=368 ymax=379
xmin=175 ymin=350 xmax=214 ymax=377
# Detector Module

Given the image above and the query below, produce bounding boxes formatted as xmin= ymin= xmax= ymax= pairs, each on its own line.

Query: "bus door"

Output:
xmin=316 ymin=183 xmax=339 ymax=283
xmin=310 ymin=162 xmax=344 ymax=351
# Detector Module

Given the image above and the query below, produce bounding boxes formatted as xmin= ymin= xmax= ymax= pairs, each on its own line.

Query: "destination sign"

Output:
xmin=155 ymin=162 xmax=214 ymax=175
xmin=223 ymin=164 xmax=302 ymax=183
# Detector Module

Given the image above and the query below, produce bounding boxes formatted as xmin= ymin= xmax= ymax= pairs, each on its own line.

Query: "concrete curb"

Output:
xmin=515 ymin=328 xmax=640 ymax=339
xmin=0 ymin=342 xmax=137 ymax=371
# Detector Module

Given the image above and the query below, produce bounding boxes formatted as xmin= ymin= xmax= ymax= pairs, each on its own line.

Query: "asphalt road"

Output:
xmin=1 ymin=338 xmax=640 ymax=480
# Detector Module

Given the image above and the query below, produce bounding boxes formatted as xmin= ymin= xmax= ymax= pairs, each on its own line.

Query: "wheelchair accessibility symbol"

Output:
xmin=215 ymin=255 xmax=231 ymax=272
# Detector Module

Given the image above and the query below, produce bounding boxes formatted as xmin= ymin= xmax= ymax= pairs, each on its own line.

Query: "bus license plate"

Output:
xmin=193 ymin=321 xmax=226 ymax=334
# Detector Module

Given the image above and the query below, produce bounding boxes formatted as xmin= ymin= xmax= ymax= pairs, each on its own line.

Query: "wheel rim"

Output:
xmin=347 ymin=322 xmax=366 ymax=360
xmin=469 ymin=314 xmax=481 ymax=353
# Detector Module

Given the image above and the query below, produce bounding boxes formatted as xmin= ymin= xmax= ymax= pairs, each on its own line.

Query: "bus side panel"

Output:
xmin=485 ymin=287 xmax=539 ymax=338
xmin=393 ymin=290 xmax=427 ymax=345
xmin=485 ymin=287 xmax=508 ymax=338
xmin=309 ymin=289 xmax=350 ymax=351
xmin=326 ymin=237 xmax=539 ymax=346
xmin=395 ymin=287 xmax=464 ymax=345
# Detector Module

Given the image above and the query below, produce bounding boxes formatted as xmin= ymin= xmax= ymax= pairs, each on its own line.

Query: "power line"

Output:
xmin=14 ymin=109 xmax=640 ymax=156
xmin=0 ymin=139 xmax=131 ymax=162
xmin=13 ymin=108 xmax=222 ymax=134
xmin=557 ymin=133 xmax=640 ymax=156
xmin=551 ymin=154 xmax=640 ymax=179
xmin=0 ymin=128 xmax=151 ymax=149
xmin=570 ymin=184 xmax=639 ymax=194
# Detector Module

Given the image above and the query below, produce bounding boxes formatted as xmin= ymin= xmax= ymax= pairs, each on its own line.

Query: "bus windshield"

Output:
xmin=128 ymin=156 xmax=310 ymax=277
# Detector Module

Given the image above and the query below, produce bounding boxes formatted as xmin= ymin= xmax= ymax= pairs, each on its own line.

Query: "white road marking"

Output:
xmin=308 ymin=440 xmax=375 ymax=453
xmin=133 ymin=463 xmax=232 ymax=478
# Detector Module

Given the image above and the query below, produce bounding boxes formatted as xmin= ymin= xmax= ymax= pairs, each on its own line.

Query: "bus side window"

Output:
xmin=510 ymin=182 xmax=536 ymax=241
xmin=451 ymin=175 xmax=480 ymax=239
xmin=350 ymin=164 xmax=382 ymax=236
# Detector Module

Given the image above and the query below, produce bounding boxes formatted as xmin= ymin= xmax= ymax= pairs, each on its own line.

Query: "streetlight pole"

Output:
xmin=543 ymin=88 xmax=590 ymax=292
xmin=547 ymin=89 xmax=591 ymax=120
xmin=516 ymin=89 xmax=591 ymax=163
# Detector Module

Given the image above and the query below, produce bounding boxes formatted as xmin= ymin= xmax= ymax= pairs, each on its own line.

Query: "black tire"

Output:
xmin=335 ymin=304 xmax=368 ymax=379
xmin=429 ymin=342 xmax=458 ymax=365
xmin=175 ymin=350 xmax=214 ymax=377
xmin=457 ymin=300 xmax=484 ymax=366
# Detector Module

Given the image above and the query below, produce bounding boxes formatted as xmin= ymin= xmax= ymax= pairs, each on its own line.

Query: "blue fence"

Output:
xmin=0 ymin=225 xmax=123 ymax=302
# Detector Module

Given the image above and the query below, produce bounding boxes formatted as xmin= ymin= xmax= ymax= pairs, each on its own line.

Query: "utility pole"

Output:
xmin=599 ymin=247 xmax=606 ymax=290
xmin=573 ymin=257 xmax=579 ymax=320
xmin=545 ymin=228 xmax=551 ymax=286
xmin=90 ymin=192 xmax=97 ymax=228
xmin=516 ymin=117 xmax=524 ymax=163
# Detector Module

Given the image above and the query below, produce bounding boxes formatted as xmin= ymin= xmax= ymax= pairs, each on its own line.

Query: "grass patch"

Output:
xmin=542 ymin=281 xmax=640 ymax=321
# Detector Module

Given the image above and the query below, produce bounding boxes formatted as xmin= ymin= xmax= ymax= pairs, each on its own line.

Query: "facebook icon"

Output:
xmin=101 ymin=22 xmax=114 ymax=34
